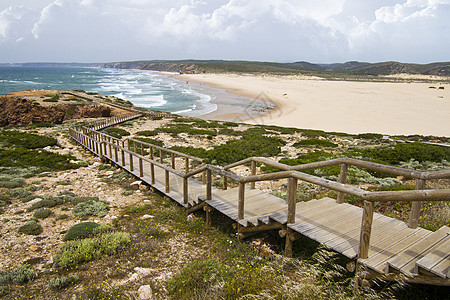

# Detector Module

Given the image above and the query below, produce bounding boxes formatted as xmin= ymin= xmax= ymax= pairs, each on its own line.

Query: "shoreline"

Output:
xmin=175 ymin=73 xmax=450 ymax=137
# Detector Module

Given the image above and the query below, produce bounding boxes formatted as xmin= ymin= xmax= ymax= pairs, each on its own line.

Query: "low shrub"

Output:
xmin=103 ymin=128 xmax=130 ymax=139
xmin=0 ymin=285 xmax=10 ymax=296
xmin=356 ymin=133 xmax=384 ymax=140
xmin=56 ymin=232 xmax=131 ymax=269
xmin=361 ymin=142 xmax=450 ymax=165
xmin=48 ymin=275 xmax=79 ymax=291
xmin=135 ymin=130 xmax=159 ymax=137
xmin=0 ymin=264 xmax=36 ymax=284
xmin=33 ymin=208 xmax=52 ymax=219
xmin=0 ymin=175 xmax=26 ymax=188
xmin=63 ymin=222 xmax=100 ymax=241
xmin=28 ymin=197 xmax=64 ymax=211
xmin=7 ymin=187 xmax=31 ymax=199
xmin=134 ymin=137 xmax=164 ymax=147
xmin=73 ymin=200 xmax=109 ymax=218
xmin=293 ymin=139 xmax=338 ymax=148
xmin=0 ymin=148 xmax=78 ymax=171
xmin=161 ymin=124 xmax=217 ymax=136
xmin=70 ymin=196 xmax=99 ymax=205
xmin=0 ymin=131 xmax=58 ymax=149
xmin=18 ymin=220 xmax=43 ymax=235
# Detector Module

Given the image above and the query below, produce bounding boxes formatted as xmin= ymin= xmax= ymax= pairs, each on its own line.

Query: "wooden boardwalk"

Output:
xmin=69 ymin=115 xmax=450 ymax=286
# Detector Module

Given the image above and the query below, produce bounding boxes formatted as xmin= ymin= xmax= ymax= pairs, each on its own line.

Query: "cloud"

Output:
xmin=0 ymin=5 xmax=34 ymax=41
xmin=0 ymin=1 xmax=448 ymax=63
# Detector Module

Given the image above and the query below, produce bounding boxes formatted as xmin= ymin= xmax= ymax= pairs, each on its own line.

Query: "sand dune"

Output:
xmin=177 ymin=73 xmax=450 ymax=137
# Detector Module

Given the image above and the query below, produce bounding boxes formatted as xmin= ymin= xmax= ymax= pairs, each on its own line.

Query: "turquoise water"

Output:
xmin=0 ymin=66 xmax=216 ymax=116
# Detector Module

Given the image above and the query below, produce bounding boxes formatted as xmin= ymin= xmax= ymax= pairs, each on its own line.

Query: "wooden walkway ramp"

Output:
xmin=68 ymin=115 xmax=450 ymax=286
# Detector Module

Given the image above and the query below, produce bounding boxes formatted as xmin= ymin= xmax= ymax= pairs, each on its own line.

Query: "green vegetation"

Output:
xmin=0 ymin=264 xmax=36 ymax=284
xmin=72 ymin=199 xmax=109 ymax=218
xmin=293 ymin=139 xmax=338 ymax=148
xmin=56 ymin=231 xmax=131 ymax=269
xmin=0 ymin=148 xmax=78 ymax=171
xmin=63 ymin=222 xmax=100 ymax=241
xmin=135 ymin=130 xmax=158 ymax=137
xmin=33 ymin=208 xmax=52 ymax=219
xmin=360 ymin=142 xmax=450 ymax=165
xmin=102 ymin=127 xmax=131 ymax=139
xmin=0 ymin=131 xmax=57 ymax=149
xmin=48 ymin=275 xmax=79 ymax=291
xmin=43 ymin=94 xmax=60 ymax=103
xmin=18 ymin=220 xmax=43 ymax=235
xmin=134 ymin=137 xmax=164 ymax=147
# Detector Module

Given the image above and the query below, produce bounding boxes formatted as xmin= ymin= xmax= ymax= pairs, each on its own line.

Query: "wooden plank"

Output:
xmin=387 ymin=226 xmax=450 ymax=276
xmin=427 ymin=254 xmax=449 ymax=279
xmin=330 ymin=215 xmax=405 ymax=258
xmin=359 ymin=229 xmax=432 ymax=274
xmin=416 ymin=238 xmax=450 ymax=278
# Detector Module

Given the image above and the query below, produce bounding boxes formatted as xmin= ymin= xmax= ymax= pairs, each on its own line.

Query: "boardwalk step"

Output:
xmin=386 ymin=226 xmax=449 ymax=277
xmin=415 ymin=235 xmax=450 ymax=279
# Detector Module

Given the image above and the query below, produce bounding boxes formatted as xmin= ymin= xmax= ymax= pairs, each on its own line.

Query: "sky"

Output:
xmin=0 ymin=0 xmax=449 ymax=64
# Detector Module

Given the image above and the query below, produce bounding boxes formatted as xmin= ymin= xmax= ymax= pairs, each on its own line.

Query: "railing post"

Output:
xmin=150 ymin=147 xmax=155 ymax=184
xmin=358 ymin=200 xmax=374 ymax=259
xmin=409 ymin=179 xmax=426 ymax=229
xmin=165 ymin=170 xmax=170 ymax=193
xmin=121 ymin=147 xmax=125 ymax=166
xmin=250 ymin=161 xmax=256 ymax=189
xmin=223 ymin=176 xmax=228 ymax=190
xmin=185 ymin=158 xmax=189 ymax=174
xmin=287 ymin=177 xmax=298 ymax=224
xmin=238 ymin=182 xmax=245 ymax=220
xmin=159 ymin=149 xmax=163 ymax=163
xmin=337 ymin=163 xmax=348 ymax=204
xmin=139 ymin=157 xmax=143 ymax=177
xmin=133 ymin=140 xmax=137 ymax=153
xmin=108 ymin=137 xmax=112 ymax=158
xmin=129 ymin=152 xmax=134 ymax=172
xmin=140 ymin=142 xmax=144 ymax=156
xmin=206 ymin=169 xmax=212 ymax=200
xmin=171 ymin=153 xmax=175 ymax=169
xmin=183 ymin=177 xmax=188 ymax=205
xmin=114 ymin=143 xmax=118 ymax=162
xmin=202 ymin=161 xmax=206 ymax=184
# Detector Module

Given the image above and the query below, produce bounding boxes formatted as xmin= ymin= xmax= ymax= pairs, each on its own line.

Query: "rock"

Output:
xmin=29 ymin=245 xmax=39 ymax=251
xmin=138 ymin=285 xmax=153 ymax=300
xmin=130 ymin=181 xmax=142 ymax=189
xmin=24 ymin=256 xmax=44 ymax=265
xmin=139 ymin=184 xmax=149 ymax=191
xmin=141 ymin=215 xmax=154 ymax=220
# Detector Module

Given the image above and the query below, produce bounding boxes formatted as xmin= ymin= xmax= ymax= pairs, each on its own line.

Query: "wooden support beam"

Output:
xmin=237 ymin=223 xmax=283 ymax=234
xmin=285 ymin=228 xmax=294 ymax=257
xmin=185 ymin=202 xmax=206 ymax=214
xmin=409 ymin=179 xmax=425 ymax=229
xmin=337 ymin=163 xmax=348 ymax=204
xmin=204 ymin=205 xmax=214 ymax=227
xmin=171 ymin=153 xmax=175 ymax=169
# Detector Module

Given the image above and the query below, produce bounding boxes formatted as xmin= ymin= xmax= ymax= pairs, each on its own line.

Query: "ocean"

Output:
xmin=0 ymin=66 xmax=216 ymax=117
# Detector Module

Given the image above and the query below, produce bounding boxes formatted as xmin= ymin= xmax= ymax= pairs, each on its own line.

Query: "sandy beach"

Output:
xmin=176 ymin=73 xmax=450 ymax=137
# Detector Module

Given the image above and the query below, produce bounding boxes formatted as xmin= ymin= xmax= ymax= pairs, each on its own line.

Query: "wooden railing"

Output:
xmin=69 ymin=117 xmax=450 ymax=261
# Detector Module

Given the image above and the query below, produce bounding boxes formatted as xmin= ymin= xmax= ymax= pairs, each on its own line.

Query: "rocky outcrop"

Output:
xmin=0 ymin=96 xmax=112 ymax=126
